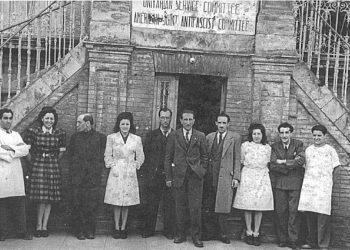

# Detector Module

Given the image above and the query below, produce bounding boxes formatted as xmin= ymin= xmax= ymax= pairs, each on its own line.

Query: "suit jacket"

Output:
xmin=206 ymin=131 xmax=241 ymax=213
xmin=140 ymin=128 xmax=174 ymax=184
xmin=68 ymin=129 xmax=106 ymax=187
xmin=164 ymin=128 xmax=208 ymax=188
xmin=270 ymin=138 xmax=305 ymax=190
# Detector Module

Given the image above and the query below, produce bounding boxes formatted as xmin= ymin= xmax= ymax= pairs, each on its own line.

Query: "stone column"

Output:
xmin=86 ymin=1 xmax=133 ymax=134
xmin=252 ymin=1 xmax=298 ymax=140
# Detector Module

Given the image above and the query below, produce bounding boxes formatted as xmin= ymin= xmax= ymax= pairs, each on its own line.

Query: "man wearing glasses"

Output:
xmin=140 ymin=108 xmax=176 ymax=239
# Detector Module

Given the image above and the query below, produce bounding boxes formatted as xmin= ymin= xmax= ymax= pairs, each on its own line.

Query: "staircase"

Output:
xmin=0 ymin=1 xmax=89 ymax=129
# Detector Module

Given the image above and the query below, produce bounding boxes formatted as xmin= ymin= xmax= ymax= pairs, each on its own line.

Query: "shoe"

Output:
xmin=193 ymin=238 xmax=204 ymax=248
xmin=120 ymin=230 xmax=127 ymax=239
xmin=77 ymin=231 xmax=85 ymax=240
xmin=141 ymin=231 xmax=154 ymax=238
xmin=86 ymin=232 xmax=95 ymax=240
xmin=220 ymin=235 xmax=230 ymax=244
xmin=289 ymin=242 xmax=300 ymax=250
xmin=0 ymin=234 xmax=6 ymax=241
xmin=112 ymin=230 xmax=120 ymax=239
xmin=253 ymin=235 xmax=261 ymax=246
xmin=34 ymin=230 xmax=41 ymax=238
xmin=163 ymin=233 xmax=173 ymax=240
xmin=174 ymin=235 xmax=186 ymax=243
xmin=279 ymin=242 xmax=288 ymax=247
xmin=22 ymin=232 xmax=33 ymax=240
xmin=245 ymin=235 xmax=254 ymax=245
xmin=41 ymin=230 xmax=49 ymax=237
xmin=301 ymin=244 xmax=312 ymax=249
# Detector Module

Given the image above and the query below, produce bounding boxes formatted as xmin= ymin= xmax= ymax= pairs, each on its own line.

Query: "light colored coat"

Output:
xmin=206 ymin=131 xmax=241 ymax=213
xmin=0 ymin=129 xmax=30 ymax=198
xmin=104 ymin=132 xmax=144 ymax=206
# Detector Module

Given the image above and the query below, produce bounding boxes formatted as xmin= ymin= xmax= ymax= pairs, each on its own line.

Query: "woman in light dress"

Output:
xmin=233 ymin=123 xmax=273 ymax=246
xmin=104 ymin=112 xmax=144 ymax=239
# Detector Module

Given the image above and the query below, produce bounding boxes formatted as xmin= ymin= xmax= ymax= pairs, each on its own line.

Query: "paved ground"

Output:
xmin=0 ymin=232 xmax=347 ymax=250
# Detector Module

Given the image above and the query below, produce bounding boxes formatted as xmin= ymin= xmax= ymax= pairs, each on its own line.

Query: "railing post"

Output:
xmin=17 ymin=31 xmax=22 ymax=94
xmin=36 ymin=16 xmax=42 ymax=76
xmin=26 ymin=23 xmax=31 ymax=87
xmin=7 ymin=41 xmax=12 ymax=104
xmin=0 ymin=1 xmax=4 ymax=106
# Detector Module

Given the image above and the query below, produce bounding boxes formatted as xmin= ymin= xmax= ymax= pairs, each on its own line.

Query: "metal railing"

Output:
xmin=294 ymin=0 xmax=350 ymax=106
xmin=0 ymin=1 xmax=89 ymax=106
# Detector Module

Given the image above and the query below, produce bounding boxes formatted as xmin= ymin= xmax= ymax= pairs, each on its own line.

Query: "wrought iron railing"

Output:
xmin=294 ymin=0 xmax=350 ymax=106
xmin=0 ymin=1 xmax=89 ymax=106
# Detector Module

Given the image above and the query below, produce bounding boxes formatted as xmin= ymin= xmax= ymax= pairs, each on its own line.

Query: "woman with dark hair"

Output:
xmin=24 ymin=107 xmax=66 ymax=238
xmin=104 ymin=112 xmax=144 ymax=239
xmin=233 ymin=123 xmax=273 ymax=246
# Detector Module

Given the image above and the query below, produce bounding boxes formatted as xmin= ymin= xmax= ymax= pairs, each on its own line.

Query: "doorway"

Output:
xmin=177 ymin=74 xmax=226 ymax=135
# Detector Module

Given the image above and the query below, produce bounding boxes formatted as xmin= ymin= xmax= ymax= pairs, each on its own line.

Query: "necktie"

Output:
xmin=6 ymin=130 xmax=10 ymax=134
xmin=186 ymin=131 xmax=190 ymax=144
xmin=284 ymin=145 xmax=288 ymax=150
xmin=163 ymin=131 xmax=167 ymax=137
xmin=219 ymin=132 xmax=223 ymax=144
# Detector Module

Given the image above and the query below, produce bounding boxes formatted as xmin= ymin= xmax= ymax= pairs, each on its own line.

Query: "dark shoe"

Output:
xmin=163 ymin=233 xmax=173 ymax=240
xmin=279 ymin=242 xmax=288 ymax=247
xmin=120 ymin=230 xmax=127 ymax=239
xmin=141 ymin=231 xmax=154 ymax=238
xmin=245 ymin=235 xmax=254 ymax=245
xmin=193 ymin=238 xmax=204 ymax=248
xmin=0 ymin=234 xmax=6 ymax=241
xmin=289 ymin=242 xmax=300 ymax=250
xmin=112 ymin=230 xmax=120 ymax=239
xmin=34 ymin=230 xmax=41 ymax=238
xmin=220 ymin=235 xmax=230 ymax=244
xmin=86 ymin=232 xmax=95 ymax=240
xmin=174 ymin=235 xmax=186 ymax=243
xmin=41 ymin=230 xmax=49 ymax=238
xmin=22 ymin=232 xmax=33 ymax=240
xmin=77 ymin=231 xmax=86 ymax=240
xmin=253 ymin=236 xmax=261 ymax=246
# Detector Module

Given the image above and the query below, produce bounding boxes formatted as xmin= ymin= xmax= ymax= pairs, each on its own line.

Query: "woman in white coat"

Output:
xmin=104 ymin=112 xmax=144 ymax=239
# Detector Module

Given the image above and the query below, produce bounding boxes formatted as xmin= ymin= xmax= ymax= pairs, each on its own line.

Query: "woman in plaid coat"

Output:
xmin=24 ymin=107 xmax=66 ymax=238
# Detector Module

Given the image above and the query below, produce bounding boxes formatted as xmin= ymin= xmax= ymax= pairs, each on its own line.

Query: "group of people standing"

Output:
xmin=0 ymin=106 xmax=341 ymax=250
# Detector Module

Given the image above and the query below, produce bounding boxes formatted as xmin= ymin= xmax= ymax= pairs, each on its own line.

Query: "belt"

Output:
xmin=41 ymin=153 xmax=56 ymax=158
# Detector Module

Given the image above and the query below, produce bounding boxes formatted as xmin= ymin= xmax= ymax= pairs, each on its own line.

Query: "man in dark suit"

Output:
xmin=164 ymin=109 xmax=208 ymax=248
xmin=270 ymin=122 xmax=305 ymax=250
xmin=68 ymin=114 xmax=106 ymax=240
xmin=140 ymin=108 xmax=176 ymax=239
xmin=204 ymin=112 xmax=241 ymax=244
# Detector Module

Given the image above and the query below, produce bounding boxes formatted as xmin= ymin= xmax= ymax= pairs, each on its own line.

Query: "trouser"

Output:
xmin=0 ymin=196 xmax=27 ymax=235
xmin=174 ymin=168 xmax=203 ymax=240
xmin=274 ymin=188 xmax=301 ymax=243
xmin=143 ymin=174 xmax=176 ymax=235
xmin=202 ymin=183 xmax=229 ymax=239
xmin=71 ymin=186 xmax=100 ymax=234
xmin=305 ymin=212 xmax=331 ymax=248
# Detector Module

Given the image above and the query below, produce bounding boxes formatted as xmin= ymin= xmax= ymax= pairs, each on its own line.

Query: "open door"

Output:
xmin=152 ymin=75 xmax=179 ymax=130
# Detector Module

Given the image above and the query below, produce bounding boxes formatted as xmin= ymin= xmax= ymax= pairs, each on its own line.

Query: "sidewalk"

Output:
xmin=0 ymin=233 xmax=346 ymax=250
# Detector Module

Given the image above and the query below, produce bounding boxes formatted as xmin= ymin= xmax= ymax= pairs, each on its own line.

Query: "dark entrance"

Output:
xmin=176 ymin=74 xmax=226 ymax=135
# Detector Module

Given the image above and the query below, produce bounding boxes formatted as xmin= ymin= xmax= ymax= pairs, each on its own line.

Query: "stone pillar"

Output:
xmin=86 ymin=1 xmax=133 ymax=134
xmin=252 ymin=1 xmax=298 ymax=141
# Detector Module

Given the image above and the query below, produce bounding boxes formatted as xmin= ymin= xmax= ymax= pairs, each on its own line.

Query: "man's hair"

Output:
xmin=181 ymin=109 xmax=195 ymax=119
xmin=278 ymin=122 xmax=294 ymax=133
xmin=83 ymin=114 xmax=94 ymax=126
xmin=311 ymin=124 xmax=327 ymax=135
xmin=0 ymin=108 xmax=13 ymax=119
xmin=158 ymin=107 xmax=172 ymax=117
xmin=216 ymin=111 xmax=230 ymax=123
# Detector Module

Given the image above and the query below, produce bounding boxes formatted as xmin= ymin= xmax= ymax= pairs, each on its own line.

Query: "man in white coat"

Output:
xmin=0 ymin=108 xmax=32 ymax=241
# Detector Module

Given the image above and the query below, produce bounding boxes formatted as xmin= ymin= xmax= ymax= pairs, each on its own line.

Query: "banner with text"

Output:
xmin=132 ymin=0 xmax=257 ymax=35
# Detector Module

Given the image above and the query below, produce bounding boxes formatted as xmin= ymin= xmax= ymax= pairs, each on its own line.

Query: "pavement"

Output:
xmin=0 ymin=233 xmax=347 ymax=250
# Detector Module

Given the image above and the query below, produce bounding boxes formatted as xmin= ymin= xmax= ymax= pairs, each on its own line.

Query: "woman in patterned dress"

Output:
xmin=24 ymin=107 xmax=66 ymax=238
xmin=233 ymin=123 xmax=273 ymax=246
xmin=104 ymin=112 xmax=144 ymax=239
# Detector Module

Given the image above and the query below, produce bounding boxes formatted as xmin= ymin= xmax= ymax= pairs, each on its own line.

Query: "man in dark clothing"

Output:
xmin=140 ymin=108 xmax=176 ymax=239
xmin=270 ymin=122 xmax=305 ymax=250
xmin=68 ymin=114 xmax=106 ymax=240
